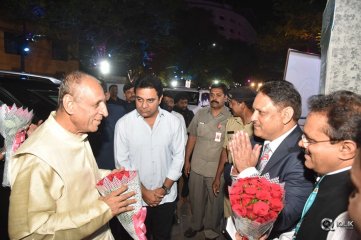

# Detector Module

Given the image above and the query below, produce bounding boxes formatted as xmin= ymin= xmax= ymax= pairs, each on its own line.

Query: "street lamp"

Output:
xmin=171 ymin=80 xmax=178 ymax=87
xmin=213 ymin=79 xmax=220 ymax=84
xmin=99 ymin=60 xmax=110 ymax=75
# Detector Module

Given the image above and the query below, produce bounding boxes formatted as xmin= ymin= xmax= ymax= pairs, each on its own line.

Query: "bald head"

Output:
xmin=58 ymin=71 xmax=100 ymax=109
xmin=56 ymin=71 xmax=108 ymax=134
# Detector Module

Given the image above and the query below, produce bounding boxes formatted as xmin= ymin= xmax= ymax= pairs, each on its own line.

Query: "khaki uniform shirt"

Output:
xmin=188 ymin=107 xmax=231 ymax=177
xmin=223 ymin=117 xmax=253 ymax=163
xmin=9 ymin=112 xmax=113 ymax=240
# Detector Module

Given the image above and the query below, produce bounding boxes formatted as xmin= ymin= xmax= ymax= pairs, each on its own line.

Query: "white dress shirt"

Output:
xmin=114 ymin=108 xmax=186 ymax=205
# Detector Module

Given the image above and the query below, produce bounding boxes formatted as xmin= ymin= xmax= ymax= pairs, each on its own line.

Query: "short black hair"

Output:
xmin=163 ymin=91 xmax=174 ymax=99
xmin=308 ymin=90 xmax=361 ymax=145
xmin=134 ymin=75 xmax=163 ymax=98
xmin=175 ymin=92 xmax=189 ymax=103
xmin=259 ymin=81 xmax=301 ymax=121
xmin=109 ymin=84 xmax=117 ymax=91
xmin=123 ymin=82 xmax=134 ymax=93
xmin=210 ymin=83 xmax=228 ymax=95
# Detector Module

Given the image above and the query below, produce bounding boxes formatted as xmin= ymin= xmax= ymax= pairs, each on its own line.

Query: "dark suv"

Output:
xmin=0 ymin=70 xmax=60 ymax=123
xmin=0 ymin=70 xmax=60 ymax=239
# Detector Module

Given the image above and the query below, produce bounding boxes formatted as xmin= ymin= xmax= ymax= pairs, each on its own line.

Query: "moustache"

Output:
xmin=211 ymin=100 xmax=219 ymax=104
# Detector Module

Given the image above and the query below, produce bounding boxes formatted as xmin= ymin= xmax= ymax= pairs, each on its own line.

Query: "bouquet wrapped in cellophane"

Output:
xmin=96 ymin=170 xmax=147 ymax=240
xmin=228 ymin=173 xmax=285 ymax=240
xmin=0 ymin=104 xmax=33 ymax=187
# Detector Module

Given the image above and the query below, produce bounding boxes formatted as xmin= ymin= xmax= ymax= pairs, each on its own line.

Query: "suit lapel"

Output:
xmin=260 ymin=126 xmax=303 ymax=175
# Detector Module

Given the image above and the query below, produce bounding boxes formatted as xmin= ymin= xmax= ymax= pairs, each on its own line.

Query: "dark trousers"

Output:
xmin=109 ymin=216 xmax=132 ymax=240
xmin=0 ymin=162 xmax=10 ymax=240
xmin=145 ymin=201 xmax=177 ymax=240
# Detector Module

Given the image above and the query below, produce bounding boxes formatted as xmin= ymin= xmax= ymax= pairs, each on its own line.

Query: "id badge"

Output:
xmin=215 ymin=132 xmax=222 ymax=142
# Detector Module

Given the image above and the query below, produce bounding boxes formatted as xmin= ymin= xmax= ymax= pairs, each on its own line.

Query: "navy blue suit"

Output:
xmin=224 ymin=126 xmax=315 ymax=238
xmin=259 ymin=126 xmax=315 ymax=238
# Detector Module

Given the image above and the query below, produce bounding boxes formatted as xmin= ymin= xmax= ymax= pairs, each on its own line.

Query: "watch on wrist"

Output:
xmin=161 ymin=185 xmax=170 ymax=195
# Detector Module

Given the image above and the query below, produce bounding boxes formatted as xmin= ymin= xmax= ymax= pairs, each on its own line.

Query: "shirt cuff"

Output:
xmin=231 ymin=166 xmax=259 ymax=180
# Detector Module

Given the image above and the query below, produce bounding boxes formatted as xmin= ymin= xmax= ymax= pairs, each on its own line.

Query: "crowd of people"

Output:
xmin=1 ymin=70 xmax=361 ymax=240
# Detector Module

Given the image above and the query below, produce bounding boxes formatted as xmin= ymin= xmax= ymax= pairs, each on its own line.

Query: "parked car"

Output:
xmin=163 ymin=87 xmax=210 ymax=113
xmin=0 ymin=70 xmax=61 ymax=123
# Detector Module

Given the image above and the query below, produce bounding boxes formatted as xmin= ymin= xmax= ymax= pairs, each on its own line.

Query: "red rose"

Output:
xmin=244 ymin=186 xmax=257 ymax=195
xmin=241 ymin=197 xmax=252 ymax=206
xmin=253 ymin=201 xmax=269 ymax=216
xmin=256 ymin=190 xmax=271 ymax=201
xmin=270 ymin=199 xmax=283 ymax=212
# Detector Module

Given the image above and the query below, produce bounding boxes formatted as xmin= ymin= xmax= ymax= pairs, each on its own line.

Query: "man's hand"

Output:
xmin=229 ymin=131 xmax=262 ymax=173
xmin=100 ymin=184 xmax=136 ymax=216
xmin=184 ymin=160 xmax=191 ymax=177
xmin=142 ymin=187 xmax=164 ymax=207
xmin=212 ymin=177 xmax=221 ymax=196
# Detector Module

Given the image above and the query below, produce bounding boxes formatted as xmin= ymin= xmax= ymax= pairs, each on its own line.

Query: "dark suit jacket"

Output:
xmin=224 ymin=126 xmax=315 ymax=238
xmin=295 ymin=170 xmax=353 ymax=240
xmin=260 ymin=126 xmax=315 ymax=238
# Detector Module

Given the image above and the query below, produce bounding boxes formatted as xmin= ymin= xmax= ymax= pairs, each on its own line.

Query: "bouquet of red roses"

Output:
xmin=229 ymin=174 xmax=285 ymax=240
xmin=96 ymin=170 xmax=147 ymax=240
xmin=0 ymin=104 xmax=33 ymax=187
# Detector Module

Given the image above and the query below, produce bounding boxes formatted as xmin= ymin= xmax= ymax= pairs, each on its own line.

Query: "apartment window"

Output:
xmin=4 ymin=32 xmax=20 ymax=55
xmin=52 ymin=40 xmax=68 ymax=61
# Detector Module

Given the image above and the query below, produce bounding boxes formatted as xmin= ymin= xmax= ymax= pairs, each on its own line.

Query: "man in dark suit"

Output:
xmin=229 ymin=81 xmax=315 ymax=238
xmin=293 ymin=90 xmax=361 ymax=240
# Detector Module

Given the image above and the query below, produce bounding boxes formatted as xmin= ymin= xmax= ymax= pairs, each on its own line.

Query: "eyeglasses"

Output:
xmin=301 ymin=134 xmax=333 ymax=148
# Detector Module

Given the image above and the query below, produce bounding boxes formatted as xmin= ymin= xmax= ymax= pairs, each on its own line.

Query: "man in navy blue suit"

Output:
xmin=229 ymin=81 xmax=315 ymax=238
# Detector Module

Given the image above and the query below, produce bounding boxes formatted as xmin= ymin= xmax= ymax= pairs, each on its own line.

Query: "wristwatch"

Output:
xmin=161 ymin=185 xmax=170 ymax=195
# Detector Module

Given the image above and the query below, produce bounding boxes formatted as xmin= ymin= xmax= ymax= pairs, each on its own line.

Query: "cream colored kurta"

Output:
xmin=9 ymin=112 xmax=113 ymax=240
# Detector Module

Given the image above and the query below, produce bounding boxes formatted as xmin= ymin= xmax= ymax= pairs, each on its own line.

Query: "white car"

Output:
xmin=164 ymin=87 xmax=210 ymax=114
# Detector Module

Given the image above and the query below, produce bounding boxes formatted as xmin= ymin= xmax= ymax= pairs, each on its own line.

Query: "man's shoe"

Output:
xmin=184 ymin=227 xmax=203 ymax=238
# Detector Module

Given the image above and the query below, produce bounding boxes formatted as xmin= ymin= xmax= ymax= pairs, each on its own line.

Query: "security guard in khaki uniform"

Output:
xmin=212 ymin=87 xmax=257 ymax=218
xmin=184 ymin=83 xmax=231 ymax=239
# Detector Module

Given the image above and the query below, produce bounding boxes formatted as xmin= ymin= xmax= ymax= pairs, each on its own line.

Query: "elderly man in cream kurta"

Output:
xmin=8 ymin=71 xmax=135 ymax=240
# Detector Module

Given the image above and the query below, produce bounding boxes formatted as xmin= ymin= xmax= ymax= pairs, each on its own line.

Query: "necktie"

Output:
xmin=258 ymin=143 xmax=271 ymax=172
xmin=293 ymin=176 xmax=324 ymax=239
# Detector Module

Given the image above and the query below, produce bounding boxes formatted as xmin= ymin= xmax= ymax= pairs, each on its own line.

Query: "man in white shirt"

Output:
xmin=114 ymin=75 xmax=186 ymax=240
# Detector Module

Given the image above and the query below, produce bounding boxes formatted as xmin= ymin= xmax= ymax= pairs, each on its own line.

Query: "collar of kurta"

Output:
xmin=49 ymin=111 xmax=88 ymax=142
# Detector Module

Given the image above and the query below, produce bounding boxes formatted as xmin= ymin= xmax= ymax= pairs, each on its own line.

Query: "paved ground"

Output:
xmin=171 ymin=199 xmax=227 ymax=240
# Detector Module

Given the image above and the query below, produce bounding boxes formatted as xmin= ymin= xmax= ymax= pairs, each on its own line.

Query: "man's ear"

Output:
xmin=281 ymin=106 xmax=294 ymax=124
xmin=338 ymin=140 xmax=357 ymax=161
xmin=63 ymin=94 xmax=75 ymax=115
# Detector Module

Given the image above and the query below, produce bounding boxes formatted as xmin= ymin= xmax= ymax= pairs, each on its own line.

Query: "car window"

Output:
xmin=0 ymin=85 xmax=58 ymax=123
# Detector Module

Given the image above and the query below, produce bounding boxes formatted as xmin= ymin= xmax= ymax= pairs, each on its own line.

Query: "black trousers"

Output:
xmin=145 ymin=200 xmax=177 ymax=240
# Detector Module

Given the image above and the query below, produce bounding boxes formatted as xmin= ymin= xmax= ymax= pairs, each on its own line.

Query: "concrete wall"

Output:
xmin=321 ymin=0 xmax=361 ymax=94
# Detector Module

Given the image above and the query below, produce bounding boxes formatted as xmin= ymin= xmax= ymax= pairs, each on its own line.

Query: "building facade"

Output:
xmin=0 ymin=19 xmax=79 ymax=77
xmin=187 ymin=0 xmax=256 ymax=44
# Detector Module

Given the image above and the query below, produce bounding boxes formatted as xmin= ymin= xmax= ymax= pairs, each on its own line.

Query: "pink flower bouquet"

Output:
xmin=96 ymin=170 xmax=147 ymax=240
xmin=0 ymin=104 xmax=33 ymax=186
xmin=229 ymin=174 xmax=285 ymax=240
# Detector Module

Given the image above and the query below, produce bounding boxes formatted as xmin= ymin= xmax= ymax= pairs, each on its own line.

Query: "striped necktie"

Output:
xmin=258 ymin=143 xmax=271 ymax=172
